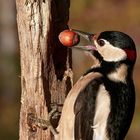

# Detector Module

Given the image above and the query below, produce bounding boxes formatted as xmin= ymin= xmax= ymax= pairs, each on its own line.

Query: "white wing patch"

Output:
xmin=92 ymin=84 xmax=110 ymax=140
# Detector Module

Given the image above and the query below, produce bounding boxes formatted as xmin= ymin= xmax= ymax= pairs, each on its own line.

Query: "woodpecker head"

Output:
xmin=73 ymin=29 xmax=137 ymax=68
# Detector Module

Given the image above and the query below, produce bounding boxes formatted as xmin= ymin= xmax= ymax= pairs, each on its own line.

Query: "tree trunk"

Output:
xmin=16 ymin=0 xmax=72 ymax=139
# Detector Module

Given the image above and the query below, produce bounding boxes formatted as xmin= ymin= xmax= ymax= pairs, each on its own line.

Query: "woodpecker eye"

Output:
xmin=98 ymin=39 xmax=105 ymax=47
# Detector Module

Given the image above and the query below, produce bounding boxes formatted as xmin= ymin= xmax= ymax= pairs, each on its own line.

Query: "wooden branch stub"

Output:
xmin=27 ymin=113 xmax=38 ymax=132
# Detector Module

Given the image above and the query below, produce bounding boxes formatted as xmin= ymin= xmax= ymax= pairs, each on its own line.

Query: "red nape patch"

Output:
xmin=124 ymin=49 xmax=136 ymax=61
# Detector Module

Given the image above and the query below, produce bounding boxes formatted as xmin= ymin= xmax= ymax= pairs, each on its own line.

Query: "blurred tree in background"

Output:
xmin=0 ymin=0 xmax=20 ymax=139
xmin=0 ymin=0 xmax=139 ymax=139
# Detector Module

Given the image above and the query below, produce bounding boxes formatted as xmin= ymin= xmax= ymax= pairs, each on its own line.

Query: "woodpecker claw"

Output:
xmin=49 ymin=103 xmax=61 ymax=120
xmin=27 ymin=104 xmax=61 ymax=136
xmin=51 ymin=112 xmax=61 ymax=119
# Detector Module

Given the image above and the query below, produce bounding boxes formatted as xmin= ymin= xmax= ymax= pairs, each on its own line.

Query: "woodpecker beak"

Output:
xmin=72 ymin=29 xmax=97 ymax=51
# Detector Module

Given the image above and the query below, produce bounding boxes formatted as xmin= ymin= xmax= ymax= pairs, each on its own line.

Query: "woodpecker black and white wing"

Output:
xmin=55 ymin=72 xmax=102 ymax=140
xmin=74 ymin=76 xmax=111 ymax=140
xmin=74 ymin=78 xmax=102 ymax=140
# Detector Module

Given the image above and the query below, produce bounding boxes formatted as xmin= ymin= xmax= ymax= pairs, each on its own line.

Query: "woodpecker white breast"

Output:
xmin=55 ymin=30 xmax=136 ymax=140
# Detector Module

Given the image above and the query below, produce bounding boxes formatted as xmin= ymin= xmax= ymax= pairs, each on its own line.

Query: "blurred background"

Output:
xmin=0 ymin=0 xmax=139 ymax=139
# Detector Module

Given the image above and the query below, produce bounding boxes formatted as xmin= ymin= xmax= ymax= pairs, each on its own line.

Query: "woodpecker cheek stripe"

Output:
xmin=124 ymin=49 xmax=136 ymax=61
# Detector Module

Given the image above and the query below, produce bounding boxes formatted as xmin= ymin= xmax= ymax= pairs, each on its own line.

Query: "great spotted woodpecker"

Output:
xmin=55 ymin=30 xmax=136 ymax=140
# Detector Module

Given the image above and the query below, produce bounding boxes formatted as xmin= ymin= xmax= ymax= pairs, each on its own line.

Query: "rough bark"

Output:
xmin=16 ymin=0 xmax=72 ymax=139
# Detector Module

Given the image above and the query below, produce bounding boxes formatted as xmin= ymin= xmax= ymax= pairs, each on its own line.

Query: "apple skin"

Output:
xmin=59 ymin=30 xmax=80 ymax=47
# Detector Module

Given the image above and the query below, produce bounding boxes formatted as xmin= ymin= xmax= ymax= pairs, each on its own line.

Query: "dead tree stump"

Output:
xmin=16 ymin=0 xmax=72 ymax=139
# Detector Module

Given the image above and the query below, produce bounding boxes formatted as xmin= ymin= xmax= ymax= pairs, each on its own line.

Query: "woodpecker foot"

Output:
xmin=49 ymin=103 xmax=61 ymax=119
xmin=27 ymin=104 xmax=61 ymax=135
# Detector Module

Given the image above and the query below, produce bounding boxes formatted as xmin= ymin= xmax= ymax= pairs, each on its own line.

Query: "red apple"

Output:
xmin=59 ymin=29 xmax=80 ymax=47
